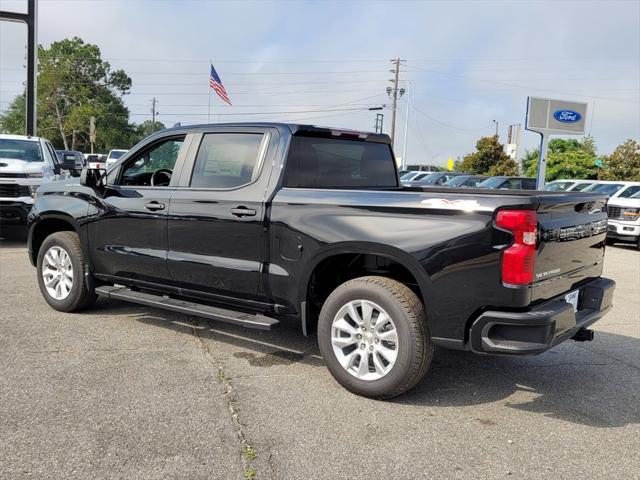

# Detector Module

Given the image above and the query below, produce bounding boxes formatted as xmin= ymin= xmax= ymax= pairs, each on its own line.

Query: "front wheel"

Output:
xmin=317 ymin=276 xmax=433 ymax=399
xmin=36 ymin=231 xmax=97 ymax=312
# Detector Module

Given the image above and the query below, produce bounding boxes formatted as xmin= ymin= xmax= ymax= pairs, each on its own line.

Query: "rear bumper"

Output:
xmin=469 ymin=277 xmax=615 ymax=355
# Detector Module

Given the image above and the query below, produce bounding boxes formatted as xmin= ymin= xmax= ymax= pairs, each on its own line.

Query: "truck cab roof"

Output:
xmin=157 ymin=122 xmax=392 ymax=144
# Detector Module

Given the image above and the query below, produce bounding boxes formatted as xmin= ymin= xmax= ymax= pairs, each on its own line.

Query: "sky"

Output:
xmin=0 ymin=0 xmax=639 ymax=166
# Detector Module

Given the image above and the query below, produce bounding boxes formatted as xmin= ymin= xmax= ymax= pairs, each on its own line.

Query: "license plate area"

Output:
xmin=565 ymin=289 xmax=580 ymax=312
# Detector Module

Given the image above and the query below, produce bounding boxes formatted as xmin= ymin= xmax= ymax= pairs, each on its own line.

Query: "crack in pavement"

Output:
xmin=189 ymin=320 xmax=272 ymax=480
xmin=576 ymin=342 xmax=640 ymax=372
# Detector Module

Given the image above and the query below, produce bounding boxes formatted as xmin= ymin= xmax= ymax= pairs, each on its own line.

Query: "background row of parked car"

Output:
xmin=399 ymin=170 xmax=538 ymax=190
xmin=53 ymin=149 xmax=130 ymax=175
xmin=1 ymin=133 xmax=638 ymax=250
xmin=398 ymin=169 xmax=640 ymax=249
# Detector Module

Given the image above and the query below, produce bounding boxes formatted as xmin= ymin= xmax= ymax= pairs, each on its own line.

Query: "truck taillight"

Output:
xmin=496 ymin=210 xmax=537 ymax=285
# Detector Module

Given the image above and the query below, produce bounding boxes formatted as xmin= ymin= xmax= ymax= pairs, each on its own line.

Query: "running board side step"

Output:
xmin=95 ymin=286 xmax=280 ymax=330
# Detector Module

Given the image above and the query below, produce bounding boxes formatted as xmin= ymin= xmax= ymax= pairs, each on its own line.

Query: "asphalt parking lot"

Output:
xmin=1 ymin=226 xmax=638 ymax=480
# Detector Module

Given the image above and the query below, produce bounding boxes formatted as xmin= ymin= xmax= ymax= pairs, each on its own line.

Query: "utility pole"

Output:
xmin=151 ymin=98 xmax=158 ymax=132
xmin=387 ymin=58 xmax=406 ymax=150
xmin=402 ymin=87 xmax=410 ymax=170
xmin=493 ymin=119 xmax=499 ymax=137
xmin=389 ymin=58 xmax=401 ymax=146
xmin=89 ymin=116 xmax=96 ymax=154
xmin=1 ymin=0 xmax=37 ymax=136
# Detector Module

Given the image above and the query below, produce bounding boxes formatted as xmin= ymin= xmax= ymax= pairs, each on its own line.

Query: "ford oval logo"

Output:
xmin=553 ymin=109 xmax=582 ymax=123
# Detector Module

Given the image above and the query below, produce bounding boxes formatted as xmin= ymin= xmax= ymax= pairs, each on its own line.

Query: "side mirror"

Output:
xmin=80 ymin=167 xmax=104 ymax=188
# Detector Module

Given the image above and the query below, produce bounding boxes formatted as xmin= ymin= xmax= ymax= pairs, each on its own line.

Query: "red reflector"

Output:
xmin=496 ymin=210 xmax=537 ymax=285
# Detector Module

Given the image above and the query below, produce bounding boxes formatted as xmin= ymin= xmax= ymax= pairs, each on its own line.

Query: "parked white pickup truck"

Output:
xmin=0 ymin=134 xmax=68 ymax=225
xmin=606 ymin=184 xmax=640 ymax=249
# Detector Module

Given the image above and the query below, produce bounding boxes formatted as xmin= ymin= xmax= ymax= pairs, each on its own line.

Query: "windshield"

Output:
xmin=412 ymin=172 xmax=431 ymax=182
xmin=544 ymin=181 xmax=572 ymax=191
xmin=617 ymin=185 xmax=640 ymax=198
xmin=572 ymin=183 xmax=593 ymax=191
xmin=0 ymin=139 xmax=44 ymax=162
xmin=417 ymin=173 xmax=443 ymax=184
xmin=478 ymin=177 xmax=506 ymax=188
xmin=582 ymin=183 xmax=625 ymax=196
xmin=400 ymin=171 xmax=419 ymax=180
xmin=445 ymin=175 xmax=472 ymax=187
xmin=109 ymin=150 xmax=127 ymax=159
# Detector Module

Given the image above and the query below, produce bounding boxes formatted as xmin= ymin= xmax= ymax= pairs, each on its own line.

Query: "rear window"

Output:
xmin=109 ymin=150 xmax=127 ymax=160
xmin=283 ymin=136 xmax=398 ymax=189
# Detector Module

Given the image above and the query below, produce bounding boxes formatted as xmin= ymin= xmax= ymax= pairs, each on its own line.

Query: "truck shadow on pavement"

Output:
xmin=90 ymin=298 xmax=640 ymax=430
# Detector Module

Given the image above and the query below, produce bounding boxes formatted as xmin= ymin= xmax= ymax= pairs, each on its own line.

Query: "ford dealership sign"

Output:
xmin=553 ymin=109 xmax=582 ymax=123
xmin=526 ymin=97 xmax=588 ymax=135
xmin=525 ymin=97 xmax=589 ymax=188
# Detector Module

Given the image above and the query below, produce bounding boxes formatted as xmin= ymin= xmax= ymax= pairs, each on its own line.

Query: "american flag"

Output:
xmin=209 ymin=64 xmax=232 ymax=105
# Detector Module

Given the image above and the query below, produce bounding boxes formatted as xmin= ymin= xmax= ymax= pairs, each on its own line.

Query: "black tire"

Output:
xmin=36 ymin=231 xmax=97 ymax=312
xmin=317 ymin=276 xmax=433 ymax=399
xmin=606 ymin=237 xmax=615 ymax=246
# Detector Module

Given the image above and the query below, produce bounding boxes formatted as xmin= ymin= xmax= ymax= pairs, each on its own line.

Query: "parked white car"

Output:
xmin=543 ymin=179 xmax=596 ymax=192
xmin=106 ymin=149 xmax=129 ymax=166
xmin=606 ymin=184 xmax=640 ymax=249
xmin=581 ymin=180 xmax=639 ymax=199
xmin=0 ymin=134 xmax=68 ymax=224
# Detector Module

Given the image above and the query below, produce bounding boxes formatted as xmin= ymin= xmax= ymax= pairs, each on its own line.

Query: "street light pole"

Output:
xmin=1 ymin=0 xmax=38 ymax=136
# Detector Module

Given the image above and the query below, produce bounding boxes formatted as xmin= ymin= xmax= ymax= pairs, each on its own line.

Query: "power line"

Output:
xmin=407 ymin=67 xmax=640 ymax=103
xmin=411 ymin=104 xmax=493 ymax=132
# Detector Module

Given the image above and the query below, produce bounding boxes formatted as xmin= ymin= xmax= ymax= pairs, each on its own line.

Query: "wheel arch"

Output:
xmin=28 ymin=213 xmax=82 ymax=266
xmin=300 ymin=242 xmax=433 ymax=333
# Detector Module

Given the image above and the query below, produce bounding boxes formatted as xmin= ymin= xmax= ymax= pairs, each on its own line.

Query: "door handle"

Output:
xmin=145 ymin=201 xmax=165 ymax=211
xmin=230 ymin=207 xmax=256 ymax=217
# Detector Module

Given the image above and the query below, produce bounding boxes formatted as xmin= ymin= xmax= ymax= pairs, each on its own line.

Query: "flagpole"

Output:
xmin=207 ymin=60 xmax=212 ymax=123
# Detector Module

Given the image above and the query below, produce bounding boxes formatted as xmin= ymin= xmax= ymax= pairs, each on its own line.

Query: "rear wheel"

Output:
xmin=36 ymin=231 xmax=97 ymax=312
xmin=318 ymin=276 xmax=433 ymax=399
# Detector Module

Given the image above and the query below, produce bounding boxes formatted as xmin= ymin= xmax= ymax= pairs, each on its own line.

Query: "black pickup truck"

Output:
xmin=28 ymin=123 xmax=615 ymax=398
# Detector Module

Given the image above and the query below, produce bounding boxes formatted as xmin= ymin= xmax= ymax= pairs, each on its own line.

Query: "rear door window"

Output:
xmin=190 ymin=133 xmax=267 ymax=189
xmin=284 ymin=136 xmax=397 ymax=189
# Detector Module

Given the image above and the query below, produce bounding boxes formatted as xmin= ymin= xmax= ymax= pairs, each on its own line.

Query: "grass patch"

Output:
xmin=242 ymin=445 xmax=257 ymax=461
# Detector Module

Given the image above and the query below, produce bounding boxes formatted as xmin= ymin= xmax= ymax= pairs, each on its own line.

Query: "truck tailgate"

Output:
xmin=533 ymin=193 xmax=608 ymax=302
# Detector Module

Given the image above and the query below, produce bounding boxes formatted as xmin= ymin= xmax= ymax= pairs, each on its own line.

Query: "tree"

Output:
xmin=134 ymin=120 xmax=166 ymax=143
xmin=458 ymin=135 xmax=518 ymax=176
xmin=600 ymin=139 xmax=640 ymax=181
xmin=523 ymin=136 xmax=598 ymax=181
xmin=0 ymin=37 xmax=135 ymax=152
